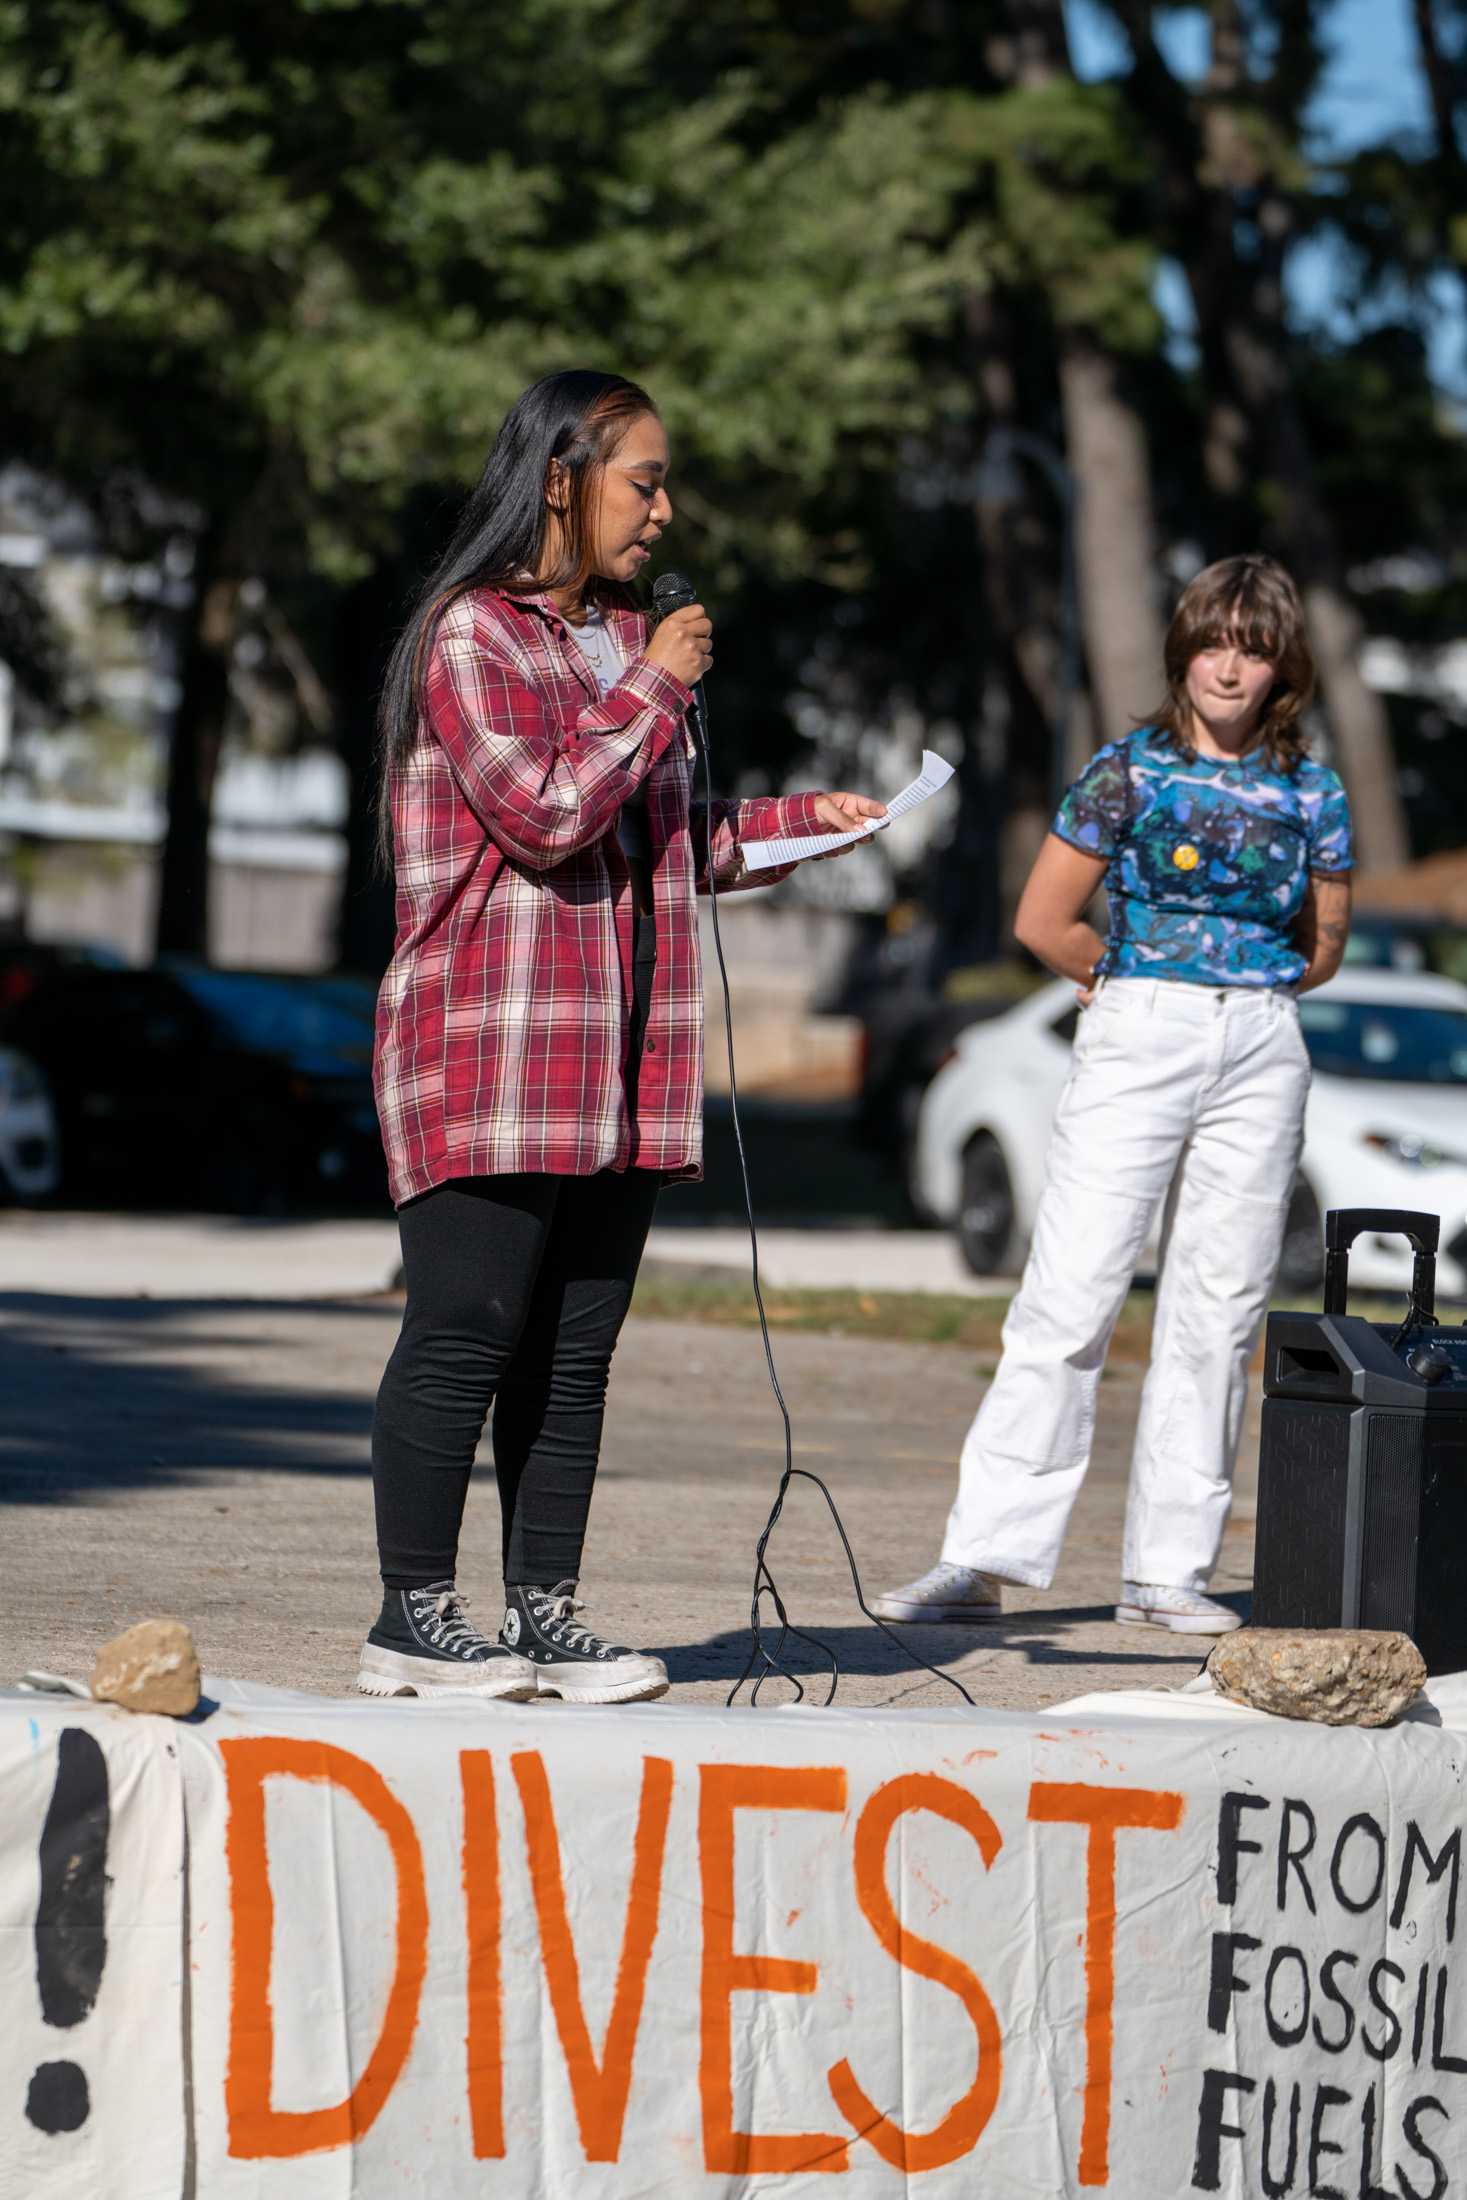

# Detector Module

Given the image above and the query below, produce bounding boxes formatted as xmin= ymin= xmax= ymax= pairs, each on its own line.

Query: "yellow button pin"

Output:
xmin=1173 ymin=842 xmax=1200 ymax=872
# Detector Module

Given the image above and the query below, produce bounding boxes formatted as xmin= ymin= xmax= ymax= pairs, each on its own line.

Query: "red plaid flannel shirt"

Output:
xmin=374 ymin=584 xmax=825 ymax=1204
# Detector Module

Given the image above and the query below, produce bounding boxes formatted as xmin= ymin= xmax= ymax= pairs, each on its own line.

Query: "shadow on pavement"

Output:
xmin=0 ymin=1292 xmax=383 ymax=1501
xmin=0 ymin=1292 xmax=391 ymax=1324
xmin=657 ymin=1621 xmax=1210 ymax=1687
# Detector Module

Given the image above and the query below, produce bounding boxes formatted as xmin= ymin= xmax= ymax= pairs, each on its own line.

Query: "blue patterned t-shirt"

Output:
xmin=1052 ymin=729 xmax=1353 ymax=989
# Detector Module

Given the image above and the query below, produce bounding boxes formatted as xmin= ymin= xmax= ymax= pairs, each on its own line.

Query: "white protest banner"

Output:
xmin=4 ymin=1679 xmax=1466 ymax=2196
xmin=0 ymin=1694 xmax=186 ymax=2200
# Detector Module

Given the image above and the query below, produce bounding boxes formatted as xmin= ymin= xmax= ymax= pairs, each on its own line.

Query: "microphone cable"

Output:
xmin=651 ymin=572 xmax=974 ymax=1710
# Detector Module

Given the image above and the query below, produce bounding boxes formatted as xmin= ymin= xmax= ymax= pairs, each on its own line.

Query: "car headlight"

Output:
xmin=1362 ymin=1129 xmax=1467 ymax=1171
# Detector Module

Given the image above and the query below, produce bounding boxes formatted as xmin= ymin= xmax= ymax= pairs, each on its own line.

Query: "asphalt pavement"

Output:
xmin=0 ymin=1213 xmax=1254 ymax=1712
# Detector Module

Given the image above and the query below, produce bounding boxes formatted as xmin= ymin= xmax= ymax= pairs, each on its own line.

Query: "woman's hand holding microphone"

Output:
xmin=644 ymin=602 xmax=713 ymax=687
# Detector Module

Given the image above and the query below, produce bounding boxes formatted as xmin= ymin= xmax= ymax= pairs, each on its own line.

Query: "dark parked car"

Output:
xmin=0 ymin=937 xmax=127 ymax=1012
xmin=0 ymin=958 xmax=386 ymax=1213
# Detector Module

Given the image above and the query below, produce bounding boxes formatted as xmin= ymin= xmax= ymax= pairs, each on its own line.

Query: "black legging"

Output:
xmin=372 ymin=1166 xmax=660 ymax=1588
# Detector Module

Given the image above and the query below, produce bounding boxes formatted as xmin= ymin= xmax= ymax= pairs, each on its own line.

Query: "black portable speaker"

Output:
xmin=1252 ymin=1207 xmax=1467 ymax=1674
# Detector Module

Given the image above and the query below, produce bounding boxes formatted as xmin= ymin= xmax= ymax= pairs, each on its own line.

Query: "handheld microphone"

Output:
xmin=650 ymin=568 xmax=696 ymax=617
xmin=650 ymin=568 xmax=709 ymax=755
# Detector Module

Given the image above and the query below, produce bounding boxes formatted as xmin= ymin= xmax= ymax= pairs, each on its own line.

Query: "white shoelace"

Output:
xmin=411 ymin=1588 xmax=495 ymax=1657
xmin=529 ymin=1583 xmax=603 ymax=1657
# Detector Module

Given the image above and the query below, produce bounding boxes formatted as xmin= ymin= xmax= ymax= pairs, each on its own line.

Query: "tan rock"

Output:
xmin=90 ymin=1619 xmax=201 ymax=1717
xmin=1207 ymin=1628 xmax=1426 ymax=1727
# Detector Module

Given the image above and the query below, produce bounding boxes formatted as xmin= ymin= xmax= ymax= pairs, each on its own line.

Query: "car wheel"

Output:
xmin=897 ymin=1085 xmax=940 ymax=1227
xmin=1277 ymin=1176 xmax=1324 ymax=1293
xmin=0 ymin=1132 xmax=62 ymax=1208
xmin=956 ymin=1132 xmax=1016 ymax=1276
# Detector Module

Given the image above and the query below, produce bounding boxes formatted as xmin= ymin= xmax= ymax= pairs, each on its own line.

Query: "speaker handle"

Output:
xmin=1322 ymin=1208 xmax=1439 ymax=1321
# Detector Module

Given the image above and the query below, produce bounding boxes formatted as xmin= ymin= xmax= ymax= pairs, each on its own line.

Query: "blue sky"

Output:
xmin=1063 ymin=0 xmax=1464 ymax=393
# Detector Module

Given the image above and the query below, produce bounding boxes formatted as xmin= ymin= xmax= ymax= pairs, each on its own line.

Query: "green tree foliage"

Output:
xmin=1094 ymin=0 xmax=1467 ymax=868
xmin=2 ymin=0 xmax=1464 ymax=958
xmin=0 ymin=0 xmax=986 ymax=579
xmin=2 ymin=0 xmax=1010 ymax=956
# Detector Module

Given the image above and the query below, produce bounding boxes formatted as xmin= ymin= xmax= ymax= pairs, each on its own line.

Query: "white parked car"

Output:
xmin=0 ymin=1046 xmax=60 ymax=1203
xmin=913 ymin=969 xmax=1467 ymax=1297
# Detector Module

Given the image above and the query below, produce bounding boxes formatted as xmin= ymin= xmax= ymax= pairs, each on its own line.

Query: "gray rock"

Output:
xmin=1207 ymin=1628 xmax=1426 ymax=1727
xmin=91 ymin=1619 xmax=201 ymax=1717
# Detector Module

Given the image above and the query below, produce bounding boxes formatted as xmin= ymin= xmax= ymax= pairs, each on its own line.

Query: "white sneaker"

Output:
xmin=1115 ymin=1583 xmax=1242 ymax=1635
xmin=870 ymin=1561 xmax=1004 ymax=1625
xmin=357 ymin=1584 xmax=537 ymax=1699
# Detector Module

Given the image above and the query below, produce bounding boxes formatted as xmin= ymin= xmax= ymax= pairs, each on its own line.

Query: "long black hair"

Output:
xmin=375 ymin=368 xmax=657 ymax=865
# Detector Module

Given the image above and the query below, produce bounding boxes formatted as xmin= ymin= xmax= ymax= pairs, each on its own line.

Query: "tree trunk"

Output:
xmin=1195 ymin=3 xmax=1408 ymax=870
xmin=1234 ymin=431 xmax=1405 ymax=865
xmin=1056 ymin=333 xmax=1166 ymax=745
xmin=1411 ymin=0 xmax=1465 ymax=180
xmin=967 ymin=288 xmax=1080 ymax=932
xmin=971 ymin=295 xmax=1065 ymax=738
xmin=1001 ymin=0 xmax=1167 ymax=752
xmin=154 ymin=530 xmax=235 ymax=958
xmin=1298 ymin=583 xmax=1407 ymax=858
xmin=1110 ymin=0 xmax=1410 ymax=870
xmin=1211 ymin=295 xmax=1408 ymax=870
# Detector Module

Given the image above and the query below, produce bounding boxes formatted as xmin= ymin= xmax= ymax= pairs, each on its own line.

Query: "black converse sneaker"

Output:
xmin=502 ymin=1583 xmax=668 ymax=1704
xmin=357 ymin=1583 xmax=536 ymax=1700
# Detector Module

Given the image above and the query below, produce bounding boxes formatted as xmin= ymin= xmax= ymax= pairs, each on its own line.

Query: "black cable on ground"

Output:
xmin=688 ymin=701 xmax=974 ymax=1710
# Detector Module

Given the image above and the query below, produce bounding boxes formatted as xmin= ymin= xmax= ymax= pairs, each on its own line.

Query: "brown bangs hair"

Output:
xmin=1150 ymin=554 xmax=1316 ymax=773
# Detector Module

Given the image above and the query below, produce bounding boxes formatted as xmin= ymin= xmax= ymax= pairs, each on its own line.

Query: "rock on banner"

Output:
xmin=2 ymin=1681 xmax=1465 ymax=2197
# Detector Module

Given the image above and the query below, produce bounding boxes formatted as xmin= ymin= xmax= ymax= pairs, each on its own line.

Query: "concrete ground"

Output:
xmin=0 ymin=1209 xmax=1007 ymax=1299
xmin=0 ymin=1228 xmax=1256 ymax=1710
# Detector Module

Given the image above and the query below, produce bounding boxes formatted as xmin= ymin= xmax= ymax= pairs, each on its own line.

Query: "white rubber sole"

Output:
xmin=356 ymin=1643 xmax=537 ymax=1701
xmin=530 ymin=1660 xmax=670 ymax=1705
xmin=869 ymin=1598 xmax=1003 ymax=1625
xmin=1114 ymin=1604 xmax=1241 ymax=1635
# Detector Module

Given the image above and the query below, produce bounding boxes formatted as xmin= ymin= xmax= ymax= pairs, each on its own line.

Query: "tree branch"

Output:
xmin=1412 ymin=0 xmax=1466 ymax=178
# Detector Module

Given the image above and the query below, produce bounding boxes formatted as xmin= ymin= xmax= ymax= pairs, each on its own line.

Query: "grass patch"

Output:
xmin=633 ymin=1264 xmax=1420 ymax=1358
xmin=632 ymin=1267 xmax=1155 ymax=1357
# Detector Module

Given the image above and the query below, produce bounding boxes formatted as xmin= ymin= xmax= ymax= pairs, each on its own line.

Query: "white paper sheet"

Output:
xmin=741 ymin=748 xmax=955 ymax=872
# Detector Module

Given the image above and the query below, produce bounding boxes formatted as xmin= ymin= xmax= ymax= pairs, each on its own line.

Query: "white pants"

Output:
xmin=941 ymin=979 xmax=1311 ymax=1592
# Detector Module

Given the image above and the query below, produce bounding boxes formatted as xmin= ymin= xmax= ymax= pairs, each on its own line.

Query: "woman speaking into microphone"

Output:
xmin=359 ymin=368 xmax=883 ymax=1706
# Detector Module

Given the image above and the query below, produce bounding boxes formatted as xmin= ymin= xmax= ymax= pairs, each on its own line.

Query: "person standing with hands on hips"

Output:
xmin=875 ymin=555 xmax=1352 ymax=1636
xmin=361 ymin=368 xmax=884 ymax=1705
